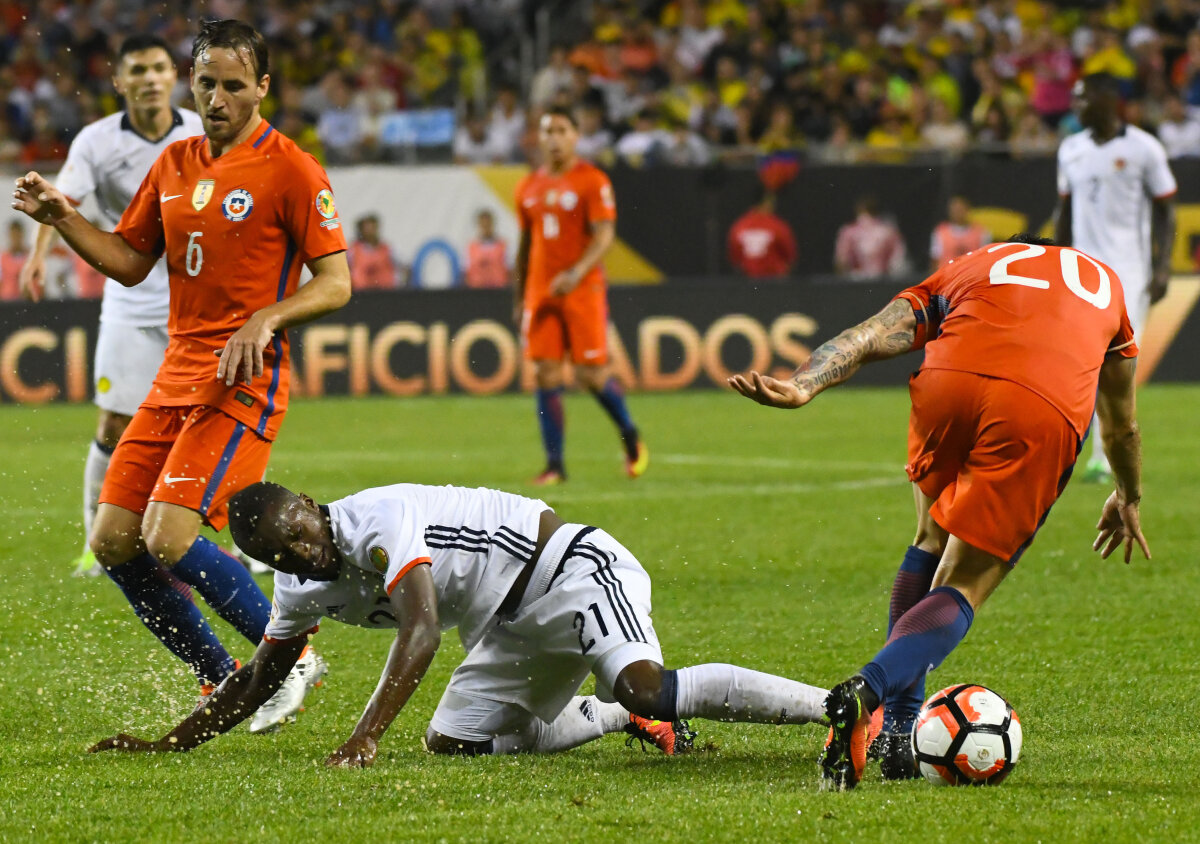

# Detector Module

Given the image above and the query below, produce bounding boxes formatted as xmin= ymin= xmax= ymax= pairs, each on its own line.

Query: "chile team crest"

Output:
xmin=222 ymin=188 xmax=253 ymax=221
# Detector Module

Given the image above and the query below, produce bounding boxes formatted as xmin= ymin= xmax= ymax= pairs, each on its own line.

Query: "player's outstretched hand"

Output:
xmin=326 ymin=735 xmax=377 ymax=769
xmin=1093 ymin=491 xmax=1150 ymax=564
xmin=11 ymin=172 xmax=73 ymax=225
xmin=215 ymin=311 xmax=277 ymax=386
xmin=89 ymin=734 xmax=165 ymax=754
xmin=18 ymin=254 xmax=46 ymax=302
xmin=728 ymin=371 xmax=813 ymax=409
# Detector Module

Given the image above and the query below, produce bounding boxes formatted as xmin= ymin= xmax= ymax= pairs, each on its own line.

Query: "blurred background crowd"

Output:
xmin=4 ymin=0 xmax=1200 ymax=171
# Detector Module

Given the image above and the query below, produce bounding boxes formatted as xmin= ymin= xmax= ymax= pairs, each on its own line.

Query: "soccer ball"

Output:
xmin=913 ymin=684 xmax=1022 ymax=786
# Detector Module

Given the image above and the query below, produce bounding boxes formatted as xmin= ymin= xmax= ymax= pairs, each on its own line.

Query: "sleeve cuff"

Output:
xmin=386 ymin=557 xmax=432 ymax=595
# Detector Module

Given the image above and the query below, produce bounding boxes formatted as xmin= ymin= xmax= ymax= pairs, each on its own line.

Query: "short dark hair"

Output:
xmin=1006 ymin=233 xmax=1056 ymax=246
xmin=1082 ymin=72 xmax=1121 ymax=98
xmin=118 ymin=34 xmax=174 ymax=61
xmin=227 ymin=481 xmax=296 ymax=560
xmin=192 ymin=19 xmax=269 ymax=80
xmin=543 ymin=104 xmax=578 ymax=128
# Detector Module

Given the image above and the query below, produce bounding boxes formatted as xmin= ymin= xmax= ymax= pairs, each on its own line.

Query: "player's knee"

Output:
xmin=424 ymin=728 xmax=493 ymax=756
xmin=913 ymin=521 xmax=948 ymax=557
xmin=614 ymin=661 xmax=673 ymax=720
xmin=89 ymin=527 xmax=135 ymax=567
xmin=141 ymin=519 xmax=197 ymax=566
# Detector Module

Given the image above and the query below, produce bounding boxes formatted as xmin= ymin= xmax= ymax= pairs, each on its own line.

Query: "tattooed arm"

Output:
xmin=728 ymin=299 xmax=917 ymax=409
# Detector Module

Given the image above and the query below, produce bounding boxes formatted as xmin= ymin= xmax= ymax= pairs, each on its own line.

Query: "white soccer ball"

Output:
xmin=913 ymin=684 xmax=1022 ymax=786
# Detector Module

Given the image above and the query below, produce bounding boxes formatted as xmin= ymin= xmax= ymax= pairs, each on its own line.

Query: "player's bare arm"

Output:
xmin=88 ymin=636 xmax=306 ymax=754
xmin=18 ymin=216 xmax=67 ymax=302
xmin=13 ymin=172 xmax=157 ymax=286
xmin=1052 ymin=194 xmax=1072 ymax=247
xmin=327 ymin=565 xmax=440 ymax=769
xmin=215 ymin=250 xmax=352 ymax=386
xmin=1093 ymin=354 xmax=1150 ymax=563
xmin=729 ymin=298 xmax=916 ymax=409
xmin=1148 ymin=196 xmax=1176 ymax=304
xmin=513 ymin=227 xmax=530 ymax=324
xmin=549 ymin=219 xmax=614 ymax=297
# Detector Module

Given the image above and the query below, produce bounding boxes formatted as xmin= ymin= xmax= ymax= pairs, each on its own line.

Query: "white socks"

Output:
xmin=1089 ymin=414 xmax=1110 ymax=467
xmin=491 ymin=696 xmax=628 ymax=754
xmin=675 ymin=664 xmax=827 ymax=725
xmin=83 ymin=440 xmax=112 ymax=542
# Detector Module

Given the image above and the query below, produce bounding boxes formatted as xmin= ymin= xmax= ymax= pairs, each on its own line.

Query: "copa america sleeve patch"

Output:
xmin=316 ymin=189 xmax=340 ymax=228
xmin=369 ymin=545 xmax=389 ymax=573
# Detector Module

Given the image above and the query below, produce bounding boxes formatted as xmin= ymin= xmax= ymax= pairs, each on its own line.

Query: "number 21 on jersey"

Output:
xmin=987 ymin=242 xmax=1111 ymax=309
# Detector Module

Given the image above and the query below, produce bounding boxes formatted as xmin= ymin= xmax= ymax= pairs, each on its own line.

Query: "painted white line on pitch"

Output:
xmin=541 ymin=475 xmax=905 ymax=504
xmin=655 ymin=452 xmax=901 ymax=472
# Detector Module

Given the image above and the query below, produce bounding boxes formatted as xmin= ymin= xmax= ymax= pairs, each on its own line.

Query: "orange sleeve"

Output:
xmin=1107 ymin=308 xmax=1139 ymax=359
xmin=894 ymin=266 xmax=949 ymax=350
xmin=515 ymin=175 xmax=532 ymax=231
xmin=114 ymin=153 xmax=166 ymax=257
xmin=281 ymin=150 xmax=348 ymax=264
xmin=584 ymin=170 xmax=617 ymax=226
xmin=385 ymin=557 xmax=432 ymax=595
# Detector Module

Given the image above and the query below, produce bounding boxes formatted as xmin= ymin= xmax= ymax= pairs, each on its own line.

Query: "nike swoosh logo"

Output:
xmin=162 ymin=474 xmax=198 ymax=485
xmin=161 ymin=193 xmax=183 ymax=202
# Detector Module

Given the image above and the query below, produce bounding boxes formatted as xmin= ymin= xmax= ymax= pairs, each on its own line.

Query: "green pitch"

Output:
xmin=1 ymin=388 xmax=1196 ymax=842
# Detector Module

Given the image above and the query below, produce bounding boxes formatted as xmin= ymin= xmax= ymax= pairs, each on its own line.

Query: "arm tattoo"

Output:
xmin=791 ymin=299 xmax=916 ymax=394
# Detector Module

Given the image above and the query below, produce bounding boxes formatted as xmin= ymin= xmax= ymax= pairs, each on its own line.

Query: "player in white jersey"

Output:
xmin=89 ymin=481 xmax=831 ymax=767
xmin=1054 ymin=72 xmax=1177 ymax=482
xmin=19 ymin=35 xmax=203 ymax=575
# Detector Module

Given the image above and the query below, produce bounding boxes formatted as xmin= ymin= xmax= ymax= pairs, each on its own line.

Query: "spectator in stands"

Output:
xmin=317 ymin=72 xmax=365 ymax=165
xmin=930 ymin=196 xmax=990 ymax=270
xmin=1009 ymin=109 xmax=1059 ymax=158
xmin=453 ymin=108 xmax=505 ymax=164
xmin=658 ymin=119 xmax=712 ymax=166
xmin=531 ymin=45 xmax=573 ymax=109
xmin=727 ymin=186 xmax=797 ymax=279
xmin=834 ymin=196 xmax=908 ymax=280
xmin=616 ymin=109 xmax=667 ymax=166
xmin=921 ymin=98 xmax=970 ymax=152
xmin=1028 ymin=27 xmax=1078 ymax=127
xmin=0 ymin=220 xmax=28 ymax=301
xmin=575 ymin=100 xmax=615 ymax=165
xmin=1159 ymin=93 xmax=1200 ymax=158
xmin=464 ymin=209 xmax=510 ymax=289
xmin=348 ymin=214 xmax=400 ymax=291
xmin=488 ymin=82 xmax=525 ymax=162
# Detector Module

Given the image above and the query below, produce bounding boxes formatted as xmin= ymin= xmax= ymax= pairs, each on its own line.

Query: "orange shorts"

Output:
xmin=100 ymin=404 xmax=272 ymax=531
xmin=522 ymin=287 xmax=608 ymax=365
xmin=906 ymin=368 xmax=1081 ymax=564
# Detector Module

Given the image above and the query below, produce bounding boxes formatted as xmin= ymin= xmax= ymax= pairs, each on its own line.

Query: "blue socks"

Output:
xmin=172 ymin=537 xmax=270 ymax=645
xmin=591 ymin=377 xmax=639 ymax=459
xmin=860 ymin=586 xmax=974 ymax=709
xmin=884 ymin=546 xmax=940 ymax=733
xmin=536 ymin=387 xmax=565 ymax=470
xmin=105 ymin=552 xmax=236 ymax=685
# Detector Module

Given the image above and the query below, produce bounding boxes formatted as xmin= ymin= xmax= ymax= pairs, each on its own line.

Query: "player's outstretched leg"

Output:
xmin=166 ymin=536 xmax=272 ymax=644
xmin=588 ymin=375 xmax=647 ymax=478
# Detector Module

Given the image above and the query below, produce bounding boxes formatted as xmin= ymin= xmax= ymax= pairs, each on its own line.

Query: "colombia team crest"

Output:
xmin=192 ymin=179 xmax=214 ymax=211
xmin=222 ymin=188 xmax=253 ymax=221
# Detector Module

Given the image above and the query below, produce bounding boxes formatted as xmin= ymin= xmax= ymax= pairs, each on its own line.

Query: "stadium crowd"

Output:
xmin=2 ymin=0 xmax=1200 ymax=170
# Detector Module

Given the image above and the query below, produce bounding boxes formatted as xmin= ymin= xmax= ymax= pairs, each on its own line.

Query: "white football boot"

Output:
xmin=249 ymin=647 xmax=328 ymax=733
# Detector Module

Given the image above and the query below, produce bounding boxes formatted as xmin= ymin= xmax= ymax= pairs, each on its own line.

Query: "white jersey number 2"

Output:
xmin=185 ymin=231 xmax=203 ymax=277
xmin=987 ymin=243 xmax=1111 ymax=310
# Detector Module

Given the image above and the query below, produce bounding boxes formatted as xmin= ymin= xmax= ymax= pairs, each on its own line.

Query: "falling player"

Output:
xmin=732 ymin=235 xmax=1147 ymax=789
xmin=514 ymin=106 xmax=647 ymax=485
xmin=11 ymin=20 xmax=348 ymax=731
xmin=19 ymin=35 xmax=202 ymax=578
xmin=90 ymin=480 xmax=831 ymax=765
xmin=1054 ymin=72 xmax=1176 ymax=482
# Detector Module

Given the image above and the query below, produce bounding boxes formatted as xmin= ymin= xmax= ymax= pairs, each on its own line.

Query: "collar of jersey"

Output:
xmin=120 ymin=109 xmax=185 ymax=144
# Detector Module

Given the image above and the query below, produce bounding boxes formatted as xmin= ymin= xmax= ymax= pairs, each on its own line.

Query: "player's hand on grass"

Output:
xmin=215 ymin=311 xmax=278 ymax=386
xmin=89 ymin=733 xmax=166 ymax=754
xmin=548 ymin=268 xmax=581 ymax=297
xmin=18 ymin=255 xmax=45 ymax=302
xmin=326 ymin=734 xmax=377 ymax=768
xmin=11 ymin=172 xmax=74 ymax=225
xmin=1093 ymin=491 xmax=1150 ymax=564
xmin=727 ymin=371 xmax=814 ymax=409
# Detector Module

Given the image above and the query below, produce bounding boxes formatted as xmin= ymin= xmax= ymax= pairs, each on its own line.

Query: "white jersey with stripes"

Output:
xmin=264 ymin=484 xmax=548 ymax=650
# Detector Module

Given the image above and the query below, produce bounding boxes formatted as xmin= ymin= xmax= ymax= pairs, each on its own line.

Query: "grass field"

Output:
xmin=1 ymin=387 xmax=1197 ymax=843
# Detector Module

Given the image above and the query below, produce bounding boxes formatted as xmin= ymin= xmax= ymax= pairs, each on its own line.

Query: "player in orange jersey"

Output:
xmin=731 ymin=236 xmax=1148 ymax=790
xmin=514 ymin=106 xmax=647 ymax=485
xmin=12 ymin=21 xmax=349 ymax=725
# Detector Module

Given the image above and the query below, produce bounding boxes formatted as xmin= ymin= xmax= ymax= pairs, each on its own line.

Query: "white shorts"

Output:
xmin=92 ymin=322 xmax=167 ymax=415
xmin=429 ymin=524 xmax=663 ymax=742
